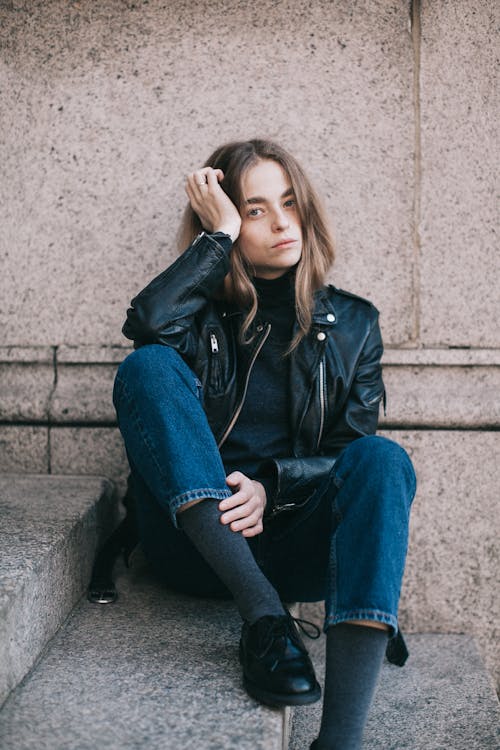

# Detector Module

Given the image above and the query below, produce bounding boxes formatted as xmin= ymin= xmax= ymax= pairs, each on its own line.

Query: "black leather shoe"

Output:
xmin=239 ymin=613 xmax=321 ymax=707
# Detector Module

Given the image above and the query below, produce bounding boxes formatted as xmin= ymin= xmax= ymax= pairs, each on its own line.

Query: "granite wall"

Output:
xmin=0 ymin=1 xmax=498 ymax=688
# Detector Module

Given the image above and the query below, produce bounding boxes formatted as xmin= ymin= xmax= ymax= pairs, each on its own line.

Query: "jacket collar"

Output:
xmin=222 ymin=286 xmax=337 ymax=328
xmin=311 ymin=288 xmax=337 ymax=328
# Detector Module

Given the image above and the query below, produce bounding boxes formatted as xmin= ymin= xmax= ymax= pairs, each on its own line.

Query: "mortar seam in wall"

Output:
xmin=1 ymin=420 xmax=498 ymax=433
xmin=411 ymin=0 xmax=422 ymax=344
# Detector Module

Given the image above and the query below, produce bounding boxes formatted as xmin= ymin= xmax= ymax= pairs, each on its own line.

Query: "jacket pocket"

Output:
xmin=267 ymin=490 xmax=324 ymax=542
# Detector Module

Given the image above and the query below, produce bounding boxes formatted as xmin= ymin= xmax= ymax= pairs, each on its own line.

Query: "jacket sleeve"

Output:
xmin=122 ymin=232 xmax=232 ymax=358
xmin=263 ymin=313 xmax=385 ymax=516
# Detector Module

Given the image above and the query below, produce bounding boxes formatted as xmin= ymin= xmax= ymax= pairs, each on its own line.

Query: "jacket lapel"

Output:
xmin=289 ymin=290 xmax=338 ymax=452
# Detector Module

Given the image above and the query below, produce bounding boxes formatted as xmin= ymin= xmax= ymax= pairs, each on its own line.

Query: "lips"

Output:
xmin=272 ymin=238 xmax=297 ymax=248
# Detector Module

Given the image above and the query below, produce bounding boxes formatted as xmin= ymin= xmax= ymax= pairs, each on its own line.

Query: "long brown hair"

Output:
xmin=178 ymin=139 xmax=335 ymax=350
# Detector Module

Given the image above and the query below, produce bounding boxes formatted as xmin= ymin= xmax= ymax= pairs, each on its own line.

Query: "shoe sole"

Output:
xmin=243 ymin=676 xmax=321 ymax=708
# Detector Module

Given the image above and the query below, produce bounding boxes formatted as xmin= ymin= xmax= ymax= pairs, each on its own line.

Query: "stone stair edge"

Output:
xmin=0 ymin=474 xmax=119 ymax=706
xmin=0 ymin=474 xmax=117 ymax=575
xmin=0 ymin=474 xmax=118 ymax=588
xmin=0 ymin=562 xmax=289 ymax=750
xmin=0 ymin=472 xmax=116 ymax=483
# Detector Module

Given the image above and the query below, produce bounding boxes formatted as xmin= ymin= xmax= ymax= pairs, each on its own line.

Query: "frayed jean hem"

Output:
xmin=169 ymin=487 xmax=233 ymax=529
xmin=324 ymin=608 xmax=398 ymax=637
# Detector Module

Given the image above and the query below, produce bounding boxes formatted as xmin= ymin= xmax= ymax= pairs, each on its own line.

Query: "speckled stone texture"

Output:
xmin=0 ymin=363 xmax=54 ymax=421
xmin=0 ymin=475 xmax=118 ymax=705
xmin=419 ymin=1 xmax=499 ymax=346
xmin=0 ymin=346 xmax=55 ymax=422
xmin=380 ymin=363 xmax=500 ymax=427
xmin=0 ymin=0 xmax=414 ymax=346
xmin=49 ymin=426 xmax=129 ymax=495
xmin=50 ymin=364 xmax=118 ymax=422
xmin=289 ymin=632 xmax=500 ymax=750
xmin=0 ymin=427 xmax=49 ymax=473
xmin=0 ymin=559 xmax=287 ymax=750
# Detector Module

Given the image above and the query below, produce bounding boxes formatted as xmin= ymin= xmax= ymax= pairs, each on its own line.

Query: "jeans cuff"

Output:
xmin=324 ymin=608 xmax=398 ymax=637
xmin=169 ymin=488 xmax=233 ymax=528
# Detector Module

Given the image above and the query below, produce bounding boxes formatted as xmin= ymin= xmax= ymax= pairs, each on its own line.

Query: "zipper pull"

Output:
xmin=210 ymin=332 xmax=219 ymax=354
xmin=192 ymin=231 xmax=206 ymax=246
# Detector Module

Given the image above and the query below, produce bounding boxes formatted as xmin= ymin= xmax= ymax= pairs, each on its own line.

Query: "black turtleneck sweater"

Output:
xmin=220 ymin=272 xmax=296 ymax=490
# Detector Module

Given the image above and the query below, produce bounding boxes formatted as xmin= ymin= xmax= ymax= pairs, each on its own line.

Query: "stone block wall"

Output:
xmin=1 ymin=1 xmax=498 ymax=688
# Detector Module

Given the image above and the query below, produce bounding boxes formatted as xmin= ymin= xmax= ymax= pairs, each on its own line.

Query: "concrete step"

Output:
xmin=290 ymin=630 xmax=500 ymax=750
xmin=1 ymin=548 xmax=499 ymax=750
xmin=0 ymin=554 xmax=289 ymax=750
xmin=0 ymin=474 xmax=117 ymax=706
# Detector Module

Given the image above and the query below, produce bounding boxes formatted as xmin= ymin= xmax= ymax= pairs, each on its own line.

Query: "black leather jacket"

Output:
xmin=123 ymin=231 xmax=385 ymax=517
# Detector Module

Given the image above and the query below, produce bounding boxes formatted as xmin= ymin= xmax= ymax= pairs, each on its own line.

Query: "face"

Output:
xmin=237 ymin=159 xmax=303 ymax=279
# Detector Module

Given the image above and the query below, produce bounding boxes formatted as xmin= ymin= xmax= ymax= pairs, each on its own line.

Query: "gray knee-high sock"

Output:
xmin=317 ymin=623 xmax=388 ymax=750
xmin=178 ymin=498 xmax=285 ymax=624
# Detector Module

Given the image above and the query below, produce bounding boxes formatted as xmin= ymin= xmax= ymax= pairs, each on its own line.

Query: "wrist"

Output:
xmin=214 ymin=222 xmax=240 ymax=242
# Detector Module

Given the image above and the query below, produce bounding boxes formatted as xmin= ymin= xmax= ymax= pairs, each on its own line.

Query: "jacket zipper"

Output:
xmin=208 ymin=330 xmax=223 ymax=392
xmin=316 ymin=356 xmax=327 ymax=451
xmin=217 ymin=324 xmax=271 ymax=448
xmin=209 ymin=332 xmax=219 ymax=354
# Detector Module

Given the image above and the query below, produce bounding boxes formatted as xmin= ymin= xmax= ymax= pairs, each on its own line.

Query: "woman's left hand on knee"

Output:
xmin=219 ymin=472 xmax=266 ymax=537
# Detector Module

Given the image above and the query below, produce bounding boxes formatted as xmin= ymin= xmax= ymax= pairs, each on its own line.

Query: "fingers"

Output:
xmin=225 ymin=470 xmax=245 ymax=488
xmin=219 ymin=487 xmax=255 ymax=515
xmin=224 ymin=506 xmax=262 ymax=533
xmin=184 ymin=166 xmax=240 ymax=240
xmin=185 ymin=171 xmax=209 ymax=203
xmin=241 ymin=522 xmax=263 ymax=538
xmin=206 ymin=168 xmax=224 ymax=189
xmin=186 ymin=167 xmax=223 ymax=192
xmin=219 ymin=473 xmax=265 ymax=535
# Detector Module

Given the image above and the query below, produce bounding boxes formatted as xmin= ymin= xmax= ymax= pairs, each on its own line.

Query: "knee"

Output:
xmin=348 ymin=435 xmax=408 ymax=465
xmin=113 ymin=345 xmax=192 ymax=409
xmin=343 ymin=436 xmax=416 ymax=494
xmin=117 ymin=344 xmax=181 ymax=383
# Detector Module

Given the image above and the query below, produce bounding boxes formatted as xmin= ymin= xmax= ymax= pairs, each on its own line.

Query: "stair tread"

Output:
xmin=0 ymin=474 xmax=116 ymax=705
xmin=0 ymin=556 xmax=286 ymax=750
xmin=1 ymin=487 xmax=498 ymax=749
xmin=290 ymin=630 xmax=500 ymax=750
xmin=0 ymin=475 xmax=111 ymax=579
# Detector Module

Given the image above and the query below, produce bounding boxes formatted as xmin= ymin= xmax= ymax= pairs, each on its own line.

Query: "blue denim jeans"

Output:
xmin=113 ymin=344 xmax=416 ymax=634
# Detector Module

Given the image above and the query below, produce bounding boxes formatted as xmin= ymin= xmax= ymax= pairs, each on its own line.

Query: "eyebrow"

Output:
xmin=244 ymin=187 xmax=294 ymax=205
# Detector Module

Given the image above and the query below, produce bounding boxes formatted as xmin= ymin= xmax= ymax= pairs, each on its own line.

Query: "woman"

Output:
xmin=113 ymin=139 xmax=416 ymax=750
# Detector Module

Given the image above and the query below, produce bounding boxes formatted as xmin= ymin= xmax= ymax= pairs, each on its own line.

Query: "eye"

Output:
xmin=284 ymin=198 xmax=296 ymax=208
xmin=247 ymin=207 xmax=263 ymax=217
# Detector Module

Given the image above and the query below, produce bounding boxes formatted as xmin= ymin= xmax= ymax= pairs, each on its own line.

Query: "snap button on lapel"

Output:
xmin=327 ymin=313 xmax=335 ymax=323
xmin=317 ymin=332 xmax=326 ymax=341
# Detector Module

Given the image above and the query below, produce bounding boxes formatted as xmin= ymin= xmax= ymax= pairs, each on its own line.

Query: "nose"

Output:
xmin=271 ymin=206 xmax=290 ymax=232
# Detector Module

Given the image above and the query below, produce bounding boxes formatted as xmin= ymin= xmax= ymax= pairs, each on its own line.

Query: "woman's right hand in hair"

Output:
xmin=185 ymin=167 xmax=241 ymax=242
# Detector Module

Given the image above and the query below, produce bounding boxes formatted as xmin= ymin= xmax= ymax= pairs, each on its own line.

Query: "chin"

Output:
xmin=283 ymin=250 xmax=302 ymax=269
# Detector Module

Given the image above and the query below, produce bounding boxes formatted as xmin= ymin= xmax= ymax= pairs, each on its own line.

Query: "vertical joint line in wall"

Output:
xmin=410 ymin=0 xmax=422 ymax=343
xmin=47 ymin=345 xmax=59 ymax=473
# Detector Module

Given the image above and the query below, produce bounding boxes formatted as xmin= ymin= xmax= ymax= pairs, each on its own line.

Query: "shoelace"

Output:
xmin=258 ymin=613 xmax=321 ymax=663
xmin=291 ymin=615 xmax=321 ymax=640
xmin=261 ymin=613 xmax=321 ymax=647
